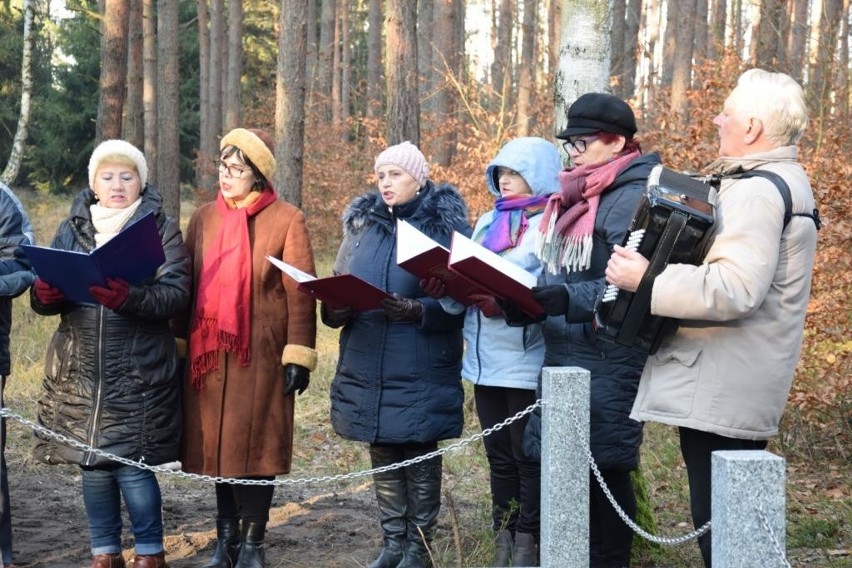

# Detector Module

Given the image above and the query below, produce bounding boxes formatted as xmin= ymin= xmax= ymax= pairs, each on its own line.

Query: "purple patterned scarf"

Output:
xmin=480 ymin=194 xmax=549 ymax=253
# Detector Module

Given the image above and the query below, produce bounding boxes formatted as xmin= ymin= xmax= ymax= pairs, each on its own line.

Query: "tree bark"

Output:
xmin=753 ymin=0 xmax=787 ymax=71
xmin=431 ymin=0 xmax=456 ymax=165
xmin=708 ymin=0 xmax=726 ymax=59
xmin=517 ymin=0 xmax=537 ymax=135
xmin=809 ymin=0 xmax=843 ymax=122
xmin=224 ymin=0 xmax=243 ymax=131
xmin=123 ymin=0 xmax=144 ymax=149
xmin=418 ymin=0 xmax=434 ymax=114
xmin=96 ymin=0 xmax=129 ymax=142
xmin=366 ymin=0 xmax=383 ymax=118
xmin=1 ymin=0 xmax=34 ymax=186
xmin=787 ymin=0 xmax=809 ymax=83
xmin=317 ymin=0 xmax=336 ymax=120
xmin=491 ymin=0 xmax=512 ymax=109
xmin=547 ymin=0 xmax=561 ymax=80
xmin=669 ymin=0 xmax=697 ymax=122
xmin=157 ymin=0 xmax=180 ymax=219
xmin=143 ymin=0 xmax=158 ymax=185
xmin=385 ymin=0 xmax=419 ymax=145
xmin=622 ymin=0 xmax=641 ymax=97
xmin=276 ymin=0 xmax=308 ymax=206
xmin=610 ymin=0 xmax=626 ymax=98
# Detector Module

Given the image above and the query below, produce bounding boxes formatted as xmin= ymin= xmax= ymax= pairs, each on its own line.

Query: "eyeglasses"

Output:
xmin=562 ymin=137 xmax=597 ymax=154
xmin=215 ymin=159 xmax=249 ymax=179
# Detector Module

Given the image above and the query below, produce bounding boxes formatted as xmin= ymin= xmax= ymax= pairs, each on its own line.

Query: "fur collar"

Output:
xmin=342 ymin=181 xmax=469 ymax=239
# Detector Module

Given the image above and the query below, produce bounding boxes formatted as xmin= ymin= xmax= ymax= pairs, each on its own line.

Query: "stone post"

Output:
xmin=538 ymin=366 xmax=590 ymax=568
xmin=712 ymin=450 xmax=787 ymax=567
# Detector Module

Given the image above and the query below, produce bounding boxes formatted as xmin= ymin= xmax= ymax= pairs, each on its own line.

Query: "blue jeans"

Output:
xmin=81 ymin=465 xmax=164 ymax=556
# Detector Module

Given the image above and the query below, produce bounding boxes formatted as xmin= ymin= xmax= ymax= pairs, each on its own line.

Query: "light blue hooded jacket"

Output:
xmin=461 ymin=137 xmax=561 ymax=389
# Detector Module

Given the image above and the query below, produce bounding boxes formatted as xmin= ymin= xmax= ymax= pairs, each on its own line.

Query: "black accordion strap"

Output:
xmin=731 ymin=169 xmax=821 ymax=230
xmin=619 ymin=210 xmax=689 ymax=347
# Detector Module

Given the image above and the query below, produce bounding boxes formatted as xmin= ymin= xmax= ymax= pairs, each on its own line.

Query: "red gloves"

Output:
xmin=33 ymin=278 xmax=65 ymax=305
xmin=89 ymin=278 xmax=130 ymax=310
xmin=469 ymin=293 xmax=503 ymax=318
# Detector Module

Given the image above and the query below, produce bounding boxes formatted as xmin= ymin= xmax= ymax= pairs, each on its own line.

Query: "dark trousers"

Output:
xmin=474 ymin=385 xmax=540 ymax=536
xmin=214 ymin=478 xmax=275 ymax=523
xmin=589 ymin=468 xmax=635 ymax=568
xmin=0 ymin=376 xmax=12 ymax=565
xmin=679 ymin=427 xmax=768 ymax=567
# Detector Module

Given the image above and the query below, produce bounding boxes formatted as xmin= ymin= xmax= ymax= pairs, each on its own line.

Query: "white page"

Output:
xmin=266 ymin=255 xmax=316 ymax=283
xmin=449 ymin=232 xmax=537 ymax=288
xmin=396 ymin=219 xmax=448 ymax=264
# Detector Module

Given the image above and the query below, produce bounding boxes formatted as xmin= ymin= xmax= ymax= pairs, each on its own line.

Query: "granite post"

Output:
xmin=538 ymin=366 xmax=590 ymax=568
xmin=712 ymin=450 xmax=787 ymax=567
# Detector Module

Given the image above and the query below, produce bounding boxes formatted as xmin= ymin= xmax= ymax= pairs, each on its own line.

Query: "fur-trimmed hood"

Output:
xmin=342 ymin=180 xmax=469 ymax=240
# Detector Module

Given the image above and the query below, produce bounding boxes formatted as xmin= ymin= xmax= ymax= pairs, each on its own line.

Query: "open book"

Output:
xmin=448 ymin=232 xmax=544 ymax=318
xmin=266 ymin=256 xmax=392 ymax=310
xmin=395 ymin=219 xmax=490 ymax=305
xmin=22 ymin=211 xmax=166 ymax=304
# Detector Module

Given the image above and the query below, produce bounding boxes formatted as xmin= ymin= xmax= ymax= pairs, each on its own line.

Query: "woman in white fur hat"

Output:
xmin=31 ymin=139 xmax=191 ymax=568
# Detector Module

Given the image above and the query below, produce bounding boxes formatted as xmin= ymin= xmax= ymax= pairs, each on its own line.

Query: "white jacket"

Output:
xmin=631 ymin=146 xmax=818 ymax=439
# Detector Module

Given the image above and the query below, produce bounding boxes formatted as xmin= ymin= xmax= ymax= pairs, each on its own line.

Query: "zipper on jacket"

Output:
xmin=85 ymin=305 xmax=107 ymax=466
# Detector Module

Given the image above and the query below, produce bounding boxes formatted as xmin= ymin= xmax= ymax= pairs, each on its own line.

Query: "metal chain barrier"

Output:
xmin=0 ymin=402 xmax=540 ymax=487
xmin=561 ymin=399 xmax=711 ymax=546
xmin=757 ymin=504 xmax=792 ymax=567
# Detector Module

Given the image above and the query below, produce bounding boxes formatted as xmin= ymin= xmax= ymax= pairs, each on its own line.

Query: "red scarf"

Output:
xmin=536 ymin=150 xmax=641 ymax=274
xmin=189 ymin=188 xmax=277 ymax=388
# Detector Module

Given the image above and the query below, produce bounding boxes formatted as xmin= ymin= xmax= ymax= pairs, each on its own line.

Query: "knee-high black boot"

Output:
xmin=234 ymin=521 xmax=265 ymax=568
xmin=368 ymin=446 xmax=407 ymax=568
xmin=401 ymin=453 xmax=442 ymax=568
xmin=204 ymin=519 xmax=240 ymax=568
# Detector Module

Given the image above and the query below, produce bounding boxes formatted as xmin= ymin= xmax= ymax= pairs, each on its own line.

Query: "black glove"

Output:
xmin=532 ymin=285 xmax=570 ymax=316
xmin=284 ymin=363 xmax=310 ymax=396
xmin=498 ymin=298 xmax=546 ymax=327
xmin=381 ymin=294 xmax=423 ymax=322
xmin=321 ymin=302 xmax=353 ymax=328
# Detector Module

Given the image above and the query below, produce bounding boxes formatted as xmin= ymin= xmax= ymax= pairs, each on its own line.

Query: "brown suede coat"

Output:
xmin=179 ymin=198 xmax=317 ymax=477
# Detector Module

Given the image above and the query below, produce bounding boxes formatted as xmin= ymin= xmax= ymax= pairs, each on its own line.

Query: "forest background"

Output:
xmin=0 ymin=0 xmax=849 ymax=566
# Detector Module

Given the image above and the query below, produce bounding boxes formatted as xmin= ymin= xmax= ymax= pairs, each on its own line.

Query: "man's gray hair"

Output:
xmin=729 ymin=68 xmax=808 ymax=146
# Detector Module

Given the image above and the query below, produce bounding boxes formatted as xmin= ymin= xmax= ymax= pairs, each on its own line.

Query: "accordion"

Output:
xmin=593 ymin=165 xmax=717 ymax=354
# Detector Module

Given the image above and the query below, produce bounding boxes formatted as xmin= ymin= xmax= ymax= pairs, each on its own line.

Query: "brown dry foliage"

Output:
xmin=270 ymin=57 xmax=851 ymax=454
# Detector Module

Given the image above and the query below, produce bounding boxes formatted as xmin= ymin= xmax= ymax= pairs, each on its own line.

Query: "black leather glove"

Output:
xmin=381 ymin=294 xmax=423 ymax=322
xmin=498 ymin=298 xmax=546 ymax=327
xmin=284 ymin=363 xmax=310 ymax=396
xmin=321 ymin=302 xmax=353 ymax=328
xmin=532 ymin=285 xmax=570 ymax=316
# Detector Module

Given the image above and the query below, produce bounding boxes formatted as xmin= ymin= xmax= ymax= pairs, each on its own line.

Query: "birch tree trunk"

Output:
xmin=1 ymin=0 xmax=34 ymax=186
xmin=276 ymin=0 xmax=308 ymax=206
xmin=555 ymin=0 xmax=612 ymax=135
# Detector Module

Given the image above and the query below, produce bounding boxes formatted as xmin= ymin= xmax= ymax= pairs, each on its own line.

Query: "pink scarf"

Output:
xmin=536 ymin=150 xmax=641 ymax=274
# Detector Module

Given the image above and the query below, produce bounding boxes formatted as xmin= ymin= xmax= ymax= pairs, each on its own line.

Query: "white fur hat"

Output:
xmin=88 ymin=139 xmax=149 ymax=189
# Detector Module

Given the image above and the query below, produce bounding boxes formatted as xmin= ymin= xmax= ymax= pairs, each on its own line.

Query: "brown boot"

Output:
xmin=91 ymin=553 xmax=127 ymax=568
xmin=132 ymin=552 xmax=168 ymax=568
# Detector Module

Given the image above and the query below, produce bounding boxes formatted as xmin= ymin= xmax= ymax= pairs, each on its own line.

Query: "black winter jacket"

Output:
xmin=0 ymin=184 xmax=36 ymax=377
xmin=31 ymin=185 xmax=191 ymax=467
xmin=326 ymin=182 xmax=471 ymax=444
xmin=540 ymin=152 xmax=661 ymax=471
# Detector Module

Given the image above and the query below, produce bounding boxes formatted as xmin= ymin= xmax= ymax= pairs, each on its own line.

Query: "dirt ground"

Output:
xmin=2 ymin=417 xmax=394 ymax=568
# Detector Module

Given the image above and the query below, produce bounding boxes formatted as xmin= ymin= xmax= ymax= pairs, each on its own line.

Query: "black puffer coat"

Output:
xmin=327 ymin=182 xmax=471 ymax=444
xmin=541 ymin=153 xmax=661 ymax=471
xmin=31 ymin=185 xmax=190 ymax=467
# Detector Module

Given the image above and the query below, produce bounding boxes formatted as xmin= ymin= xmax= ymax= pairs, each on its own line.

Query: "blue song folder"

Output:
xmin=22 ymin=211 xmax=166 ymax=304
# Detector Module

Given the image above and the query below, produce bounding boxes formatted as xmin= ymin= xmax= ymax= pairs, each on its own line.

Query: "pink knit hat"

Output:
xmin=374 ymin=141 xmax=430 ymax=188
